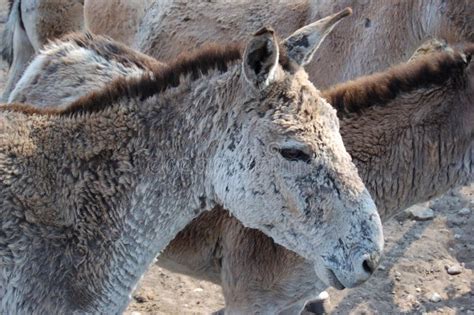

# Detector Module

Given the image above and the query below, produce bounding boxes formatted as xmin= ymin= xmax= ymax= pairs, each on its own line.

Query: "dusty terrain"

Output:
xmin=0 ymin=1 xmax=472 ymax=314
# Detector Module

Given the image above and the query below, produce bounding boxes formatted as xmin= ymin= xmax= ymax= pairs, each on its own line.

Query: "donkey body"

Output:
xmin=130 ymin=0 xmax=473 ymax=87
xmin=8 ymin=29 xmax=473 ymax=313
xmin=0 ymin=12 xmax=384 ymax=313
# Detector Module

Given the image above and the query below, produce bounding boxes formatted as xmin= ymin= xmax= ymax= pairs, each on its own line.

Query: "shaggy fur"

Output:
xmin=0 ymin=18 xmax=384 ymax=313
xmin=160 ymin=42 xmax=474 ymax=313
xmin=323 ymin=47 xmax=473 ymax=116
xmin=8 ymin=34 xmax=473 ymax=313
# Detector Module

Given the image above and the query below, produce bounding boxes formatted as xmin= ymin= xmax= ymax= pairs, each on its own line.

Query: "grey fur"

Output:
xmin=0 ymin=21 xmax=383 ymax=313
xmin=9 ymin=32 xmax=473 ymax=313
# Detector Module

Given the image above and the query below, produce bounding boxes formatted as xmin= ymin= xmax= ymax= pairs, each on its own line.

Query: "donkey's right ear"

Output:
xmin=242 ymin=27 xmax=280 ymax=90
xmin=283 ymin=7 xmax=352 ymax=66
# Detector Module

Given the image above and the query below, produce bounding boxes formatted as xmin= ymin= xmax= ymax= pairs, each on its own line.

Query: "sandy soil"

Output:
xmin=0 ymin=1 xmax=472 ymax=314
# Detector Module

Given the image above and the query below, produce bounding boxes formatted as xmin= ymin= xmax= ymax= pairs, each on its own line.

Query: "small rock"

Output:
xmin=413 ymin=300 xmax=421 ymax=309
xmin=317 ymin=291 xmax=329 ymax=300
xmin=416 ymin=287 xmax=422 ymax=293
xmin=454 ymin=234 xmax=462 ymax=239
xmin=193 ymin=287 xmax=204 ymax=293
xmin=458 ymin=208 xmax=471 ymax=216
xmin=378 ymin=265 xmax=386 ymax=271
xmin=446 ymin=264 xmax=462 ymax=275
xmin=133 ymin=294 xmax=148 ymax=303
xmin=405 ymin=204 xmax=435 ymax=221
xmin=429 ymin=292 xmax=442 ymax=303
xmin=131 ymin=312 xmax=142 ymax=315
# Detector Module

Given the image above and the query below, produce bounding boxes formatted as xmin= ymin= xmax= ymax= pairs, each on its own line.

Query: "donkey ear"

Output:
xmin=283 ymin=7 xmax=352 ymax=66
xmin=243 ymin=27 xmax=280 ymax=90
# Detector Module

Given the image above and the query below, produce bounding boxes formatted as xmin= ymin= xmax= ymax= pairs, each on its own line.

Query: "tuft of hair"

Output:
xmin=323 ymin=46 xmax=473 ymax=117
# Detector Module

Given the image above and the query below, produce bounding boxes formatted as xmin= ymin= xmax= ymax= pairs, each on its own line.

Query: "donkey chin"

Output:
xmin=314 ymin=195 xmax=384 ymax=290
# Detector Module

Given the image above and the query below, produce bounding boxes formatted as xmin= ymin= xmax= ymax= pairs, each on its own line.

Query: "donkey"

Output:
xmin=0 ymin=0 xmax=84 ymax=101
xmin=0 ymin=10 xmax=385 ymax=313
xmin=3 ymin=0 xmax=472 ymax=101
xmin=158 ymin=42 xmax=474 ymax=314
xmin=129 ymin=0 xmax=473 ymax=88
xmin=7 ymin=32 xmax=164 ymax=107
xmin=7 ymin=29 xmax=473 ymax=313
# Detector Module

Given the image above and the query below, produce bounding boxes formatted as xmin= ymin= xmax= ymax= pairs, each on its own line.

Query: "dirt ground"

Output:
xmin=0 ymin=1 xmax=472 ymax=314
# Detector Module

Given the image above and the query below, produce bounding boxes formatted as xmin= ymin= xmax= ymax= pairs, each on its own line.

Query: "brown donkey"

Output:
xmin=8 ymin=30 xmax=473 ymax=313
xmin=3 ymin=0 xmax=472 ymax=102
xmin=0 ymin=10 xmax=384 ymax=313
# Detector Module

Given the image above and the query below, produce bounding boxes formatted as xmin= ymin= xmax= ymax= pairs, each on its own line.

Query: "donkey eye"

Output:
xmin=278 ymin=148 xmax=311 ymax=163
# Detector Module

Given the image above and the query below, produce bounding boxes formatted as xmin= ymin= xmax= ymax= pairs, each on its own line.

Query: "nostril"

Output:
xmin=362 ymin=259 xmax=374 ymax=274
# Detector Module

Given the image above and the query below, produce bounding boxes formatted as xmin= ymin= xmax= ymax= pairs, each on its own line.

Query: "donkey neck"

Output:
xmin=0 ymin=63 xmax=243 ymax=313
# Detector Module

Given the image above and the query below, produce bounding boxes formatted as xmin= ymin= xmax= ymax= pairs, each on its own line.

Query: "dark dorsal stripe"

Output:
xmin=61 ymin=43 xmax=243 ymax=116
xmin=322 ymin=45 xmax=473 ymax=118
xmin=2 ymin=37 xmax=293 ymax=117
xmin=2 ymin=43 xmax=244 ymax=116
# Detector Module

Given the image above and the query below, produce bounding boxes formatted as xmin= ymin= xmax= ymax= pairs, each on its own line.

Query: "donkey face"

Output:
xmin=211 ymin=9 xmax=383 ymax=289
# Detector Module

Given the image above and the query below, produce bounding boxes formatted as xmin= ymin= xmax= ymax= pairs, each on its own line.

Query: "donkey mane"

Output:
xmin=2 ymin=42 xmax=243 ymax=116
xmin=323 ymin=45 xmax=473 ymax=117
xmin=1 ymin=32 xmax=294 ymax=117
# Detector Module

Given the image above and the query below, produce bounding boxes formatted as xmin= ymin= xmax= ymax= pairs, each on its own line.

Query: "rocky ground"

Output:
xmin=0 ymin=1 xmax=472 ymax=314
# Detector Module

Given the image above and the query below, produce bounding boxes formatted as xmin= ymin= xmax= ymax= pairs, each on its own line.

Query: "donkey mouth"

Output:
xmin=327 ymin=269 xmax=345 ymax=290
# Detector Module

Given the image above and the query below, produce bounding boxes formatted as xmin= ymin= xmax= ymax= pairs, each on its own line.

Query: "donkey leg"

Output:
xmin=2 ymin=12 xmax=35 ymax=102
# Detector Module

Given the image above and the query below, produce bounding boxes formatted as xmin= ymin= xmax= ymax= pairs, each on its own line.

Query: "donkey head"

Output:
xmin=210 ymin=8 xmax=383 ymax=289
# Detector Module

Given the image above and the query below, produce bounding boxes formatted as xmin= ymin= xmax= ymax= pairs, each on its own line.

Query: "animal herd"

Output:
xmin=0 ymin=0 xmax=472 ymax=314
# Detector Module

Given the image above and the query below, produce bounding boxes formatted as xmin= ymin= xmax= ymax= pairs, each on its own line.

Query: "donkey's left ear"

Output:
xmin=243 ymin=27 xmax=280 ymax=90
xmin=283 ymin=7 xmax=352 ymax=66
